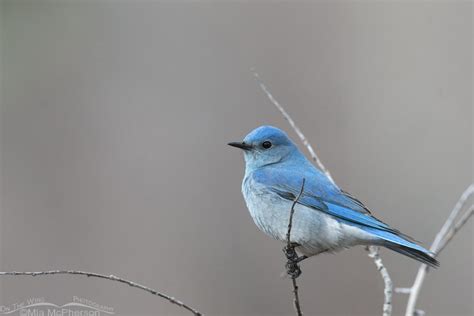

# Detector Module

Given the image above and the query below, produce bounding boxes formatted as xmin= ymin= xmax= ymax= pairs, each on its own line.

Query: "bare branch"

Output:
xmin=252 ymin=70 xmax=335 ymax=185
xmin=436 ymin=205 xmax=473 ymax=255
xmin=255 ymin=70 xmax=392 ymax=316
xmin=0 ymin=270 xmax=202 ymax=316
xmin=404 ymin=184 xmax=474 ymax=316
xmin=291 ymin=278 xmax=302 ymax=316
xmin=367 ymin=246 xmax=393 ymax=316
xmin=394 ymin=288 xmax=412 ymax=294
xmin=430 ymin=184 xmax=474 ymax=254
xmin=286 ymin=178 xmax=306 ymax=246
xmin=285 ymin=178 xmax=306 ymax=316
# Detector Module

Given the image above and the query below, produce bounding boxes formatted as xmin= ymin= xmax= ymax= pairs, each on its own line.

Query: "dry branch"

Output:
xmin=284 ymin=178 xmax=306 ymax=316
xmin=0 ymin=270 xmax=202 ymax=316
xmin=403 ymin=184 xmax=474 ymax=316
xmin=254 ymin=70 xmax=393 ymax=316
xmin=253 ymin=71 xmax=335 ymax=185
xmin=367 ymin=246 xmax=393 ymax=316
xmin=436 ymin=205 xmax=473 ymax=255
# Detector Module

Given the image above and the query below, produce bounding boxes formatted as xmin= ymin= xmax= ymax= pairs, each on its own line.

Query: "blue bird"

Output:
xmin=228 ymin=126 xmax=438 ymax=267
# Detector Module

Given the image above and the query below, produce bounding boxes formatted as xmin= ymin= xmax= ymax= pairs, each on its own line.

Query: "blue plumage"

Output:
xmin=229 ymin=125 xmax=438 ymax=267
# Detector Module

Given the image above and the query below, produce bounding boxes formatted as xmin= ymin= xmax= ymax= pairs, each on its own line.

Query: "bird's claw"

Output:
xmin=283 ymin=244 xmax=303 ymax=278
xmin=285 ymin=260 xmax=302 ymax=278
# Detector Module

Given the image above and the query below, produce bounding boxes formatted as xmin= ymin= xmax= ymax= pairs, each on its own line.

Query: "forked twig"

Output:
xmin=403 ymin=184 xmax=474 ymax=316
xmin=436 ymin=205 xmax=473 ymax=255
xmin=431 ymin=184 xmax=474 ymax=254
xmin=0 ymin=270 xmax=202 ymax=316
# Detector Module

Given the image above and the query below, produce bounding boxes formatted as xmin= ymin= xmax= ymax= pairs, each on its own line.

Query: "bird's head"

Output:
xmin=228 ymin=125 xmax=302 ymax=170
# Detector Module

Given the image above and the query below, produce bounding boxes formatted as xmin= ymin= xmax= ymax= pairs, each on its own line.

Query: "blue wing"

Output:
xmin=252 ymin=166 xmax=396 ymax=234
xmin=252 ymin=165 xmax=438 ymax=267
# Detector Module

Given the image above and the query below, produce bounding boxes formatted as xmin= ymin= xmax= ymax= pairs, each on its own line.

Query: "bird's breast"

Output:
xmin=242 ymin=175 xmax=289 ymax=241
xmin=241 ymin=174 xmax=373 ymax=256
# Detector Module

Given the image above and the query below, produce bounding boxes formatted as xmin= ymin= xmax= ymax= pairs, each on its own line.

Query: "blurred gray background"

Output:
xmin=0 ymin=1 xmax=472 ymax=316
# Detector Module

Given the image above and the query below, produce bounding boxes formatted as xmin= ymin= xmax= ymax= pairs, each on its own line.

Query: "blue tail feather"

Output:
xmin=363 ymin=227 xmax=439 ymax=268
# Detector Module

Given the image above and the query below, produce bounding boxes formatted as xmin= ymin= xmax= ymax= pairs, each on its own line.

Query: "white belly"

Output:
xmin=242 ymin=178 xmax=376 ymax=256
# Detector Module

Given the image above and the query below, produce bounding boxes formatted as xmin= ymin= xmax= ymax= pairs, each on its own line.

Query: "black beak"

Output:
xmin=227 ymin=142 xmax=253 ymax=151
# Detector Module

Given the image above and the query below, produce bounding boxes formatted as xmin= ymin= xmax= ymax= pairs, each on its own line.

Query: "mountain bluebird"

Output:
xmin=228 ymin=125 xmax=438 ymax=267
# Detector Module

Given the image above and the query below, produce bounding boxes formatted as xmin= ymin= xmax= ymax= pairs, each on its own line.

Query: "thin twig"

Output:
xmin=430 ymin=184 xmax=474 ymax=254
xmin=394 ymin=288 xmax=412 ymax=294
xmin=403 ymin=184 xmax=474 ymax=316
xmin=286 ymin=179 xmax=306 ymax=246
xmin=291 ymin=278 xmax=302 ymax=316
xmin=285 ymin=178 xmax=306 ymax=316
xmin=367 ymin=246 xmax=393 ymax=316
xmin=0 ymin=270 xmax=202 ymax=316
xmin=436 ymin=205 xmax=473 ymax=255
xmin=255 ymin=70 xmax=392 ymax=316
xmin=252 ymin=70 xmax=335 ymax=185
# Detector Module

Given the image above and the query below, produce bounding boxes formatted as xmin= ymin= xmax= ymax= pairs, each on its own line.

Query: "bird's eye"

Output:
xmin=262 ymin=141 xmax=272 ymax=149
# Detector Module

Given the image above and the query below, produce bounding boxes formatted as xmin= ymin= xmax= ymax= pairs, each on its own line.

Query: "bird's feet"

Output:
xmin=283 ymin=243 xmax=307 ymax=279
